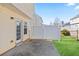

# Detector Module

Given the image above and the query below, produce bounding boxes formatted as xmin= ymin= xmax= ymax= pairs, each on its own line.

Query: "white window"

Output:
xmin=24 ymin=22 xmax=27 ymax=34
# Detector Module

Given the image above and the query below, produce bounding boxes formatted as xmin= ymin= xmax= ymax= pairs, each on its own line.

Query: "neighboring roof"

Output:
xmin=35 ymin=14 xmax=43 ymax=23
xmin=70 ymin=14 xmax=79 ymax=20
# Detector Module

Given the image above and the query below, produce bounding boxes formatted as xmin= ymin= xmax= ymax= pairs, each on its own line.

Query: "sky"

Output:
xmin=35 ymin=3 xmax=79 ymax=25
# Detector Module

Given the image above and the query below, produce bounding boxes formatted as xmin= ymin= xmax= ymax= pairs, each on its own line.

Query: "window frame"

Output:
xmin=24 ymin=22 xmax=27 ymax=34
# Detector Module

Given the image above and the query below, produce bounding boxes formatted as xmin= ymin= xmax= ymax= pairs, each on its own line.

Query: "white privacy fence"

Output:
xmin=30 ymin=25 xmax=60 ymax=40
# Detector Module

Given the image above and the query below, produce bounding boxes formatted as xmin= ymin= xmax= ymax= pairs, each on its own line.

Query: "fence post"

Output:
xmin=77 ymin=24 xmax=79 ymax=41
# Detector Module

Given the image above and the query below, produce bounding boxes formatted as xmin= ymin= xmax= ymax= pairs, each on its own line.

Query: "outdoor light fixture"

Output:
xmin=10 ymin=17 xmax=14 ymax=19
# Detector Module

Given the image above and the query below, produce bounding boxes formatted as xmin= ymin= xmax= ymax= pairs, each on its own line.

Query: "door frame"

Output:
xmin=16 ymin=20 xmax=23 ymax=44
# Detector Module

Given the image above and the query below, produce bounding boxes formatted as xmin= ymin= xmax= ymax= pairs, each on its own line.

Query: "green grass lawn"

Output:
xmin=53 ymin=36 xmax=79 ymax=56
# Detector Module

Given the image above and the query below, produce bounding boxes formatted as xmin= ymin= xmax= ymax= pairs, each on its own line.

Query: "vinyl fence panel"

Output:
xmin=30 ymin=25 xmax=60 ymax=40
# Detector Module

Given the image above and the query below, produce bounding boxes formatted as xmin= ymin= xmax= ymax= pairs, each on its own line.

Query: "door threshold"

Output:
xmin=16 ymin=42 xmax=23 ymax=46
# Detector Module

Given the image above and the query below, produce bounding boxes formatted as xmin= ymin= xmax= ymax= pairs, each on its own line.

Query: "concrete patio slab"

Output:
xmin=2 ymin=39 xmax=59 ymax=56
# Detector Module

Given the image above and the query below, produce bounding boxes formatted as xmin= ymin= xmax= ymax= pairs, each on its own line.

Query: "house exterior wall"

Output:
xmin=61 ymin=18 xmax=79 ymax=38
xmin=30 ymin=14 xmax=44 ymax=39
xmin=70 ymin=17 xmax=79 ymax=38
xmin=70 ymin=18 xmax=79 ymax=24
xmin=70 ymin=24 xmax=79 ymax=38
xmin=0 ymin=12 xmax=16 ymax=55
xmin=0 ymin=4 xmax=32 ymax=55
